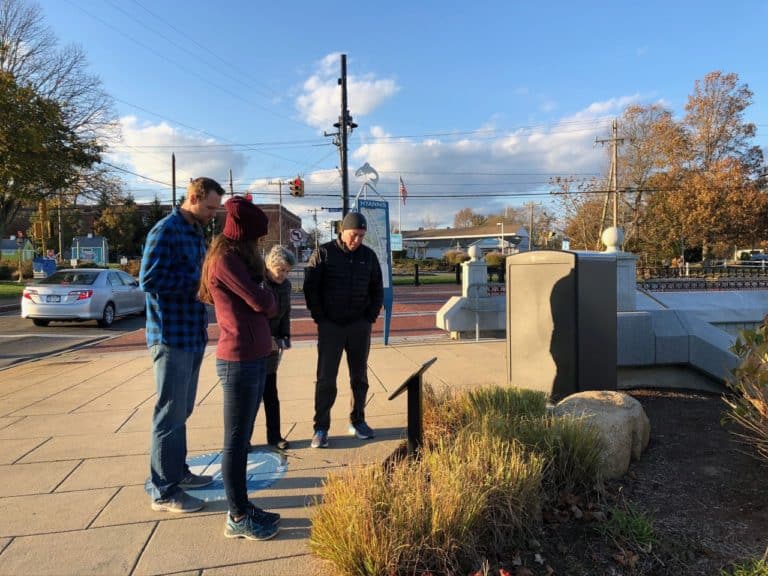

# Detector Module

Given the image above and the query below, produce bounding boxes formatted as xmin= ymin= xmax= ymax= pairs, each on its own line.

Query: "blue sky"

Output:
xmin=37 ymin=0 xmax=768 ymax=234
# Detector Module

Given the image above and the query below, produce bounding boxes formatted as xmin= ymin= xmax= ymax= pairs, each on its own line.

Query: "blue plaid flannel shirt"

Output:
xmin=139 ymin=209 xmax=208 ymax=352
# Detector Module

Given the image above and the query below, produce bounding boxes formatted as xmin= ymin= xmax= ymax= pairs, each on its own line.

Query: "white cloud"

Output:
xmin=107 ymin=116 xmax=248 ymax=201
xmin=296 ymin=53 xmax=399 ymax=129
xmin=341 ymin=96 xmax=638 ymax=229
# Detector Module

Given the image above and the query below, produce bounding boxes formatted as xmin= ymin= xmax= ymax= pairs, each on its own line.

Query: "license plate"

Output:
xmin=46 ymin=295 xmax=61 ymax=303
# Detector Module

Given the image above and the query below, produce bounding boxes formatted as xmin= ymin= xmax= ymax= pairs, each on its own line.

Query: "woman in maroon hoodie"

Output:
xmin=198 ymin=196 xmax=280 ymax=541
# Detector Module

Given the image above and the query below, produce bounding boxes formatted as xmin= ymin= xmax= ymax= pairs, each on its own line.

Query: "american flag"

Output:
xmin=399 ymin=176 xmax=408 ymax=206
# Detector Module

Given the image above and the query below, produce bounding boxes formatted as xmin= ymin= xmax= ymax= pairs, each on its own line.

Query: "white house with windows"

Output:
xmin=402 ymin=222 xmax=529 ymax=259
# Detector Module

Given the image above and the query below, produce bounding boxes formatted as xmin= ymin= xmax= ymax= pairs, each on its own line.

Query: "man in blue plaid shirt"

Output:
xmin=140 ymin=177 xmax=224 ymax=513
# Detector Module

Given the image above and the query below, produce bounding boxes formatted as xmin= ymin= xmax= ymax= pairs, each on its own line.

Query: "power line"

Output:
xmin=127 ymin=0 xmax=280 ymax=101
xmin=65 ymin=0 xmax=305 ymax=128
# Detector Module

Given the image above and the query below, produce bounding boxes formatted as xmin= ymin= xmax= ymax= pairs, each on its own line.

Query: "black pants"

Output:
xmin=246 ymin=372 xmax=282 ymax=445
xmin=314 ymin=319 xmax=371 ymax=432
xmin=263 ymin=372 xmax=282 ymax=444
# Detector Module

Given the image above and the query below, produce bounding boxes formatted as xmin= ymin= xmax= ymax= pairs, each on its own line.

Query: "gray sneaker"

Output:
xmin=179 ymin=471 xmax=214 ymax=489
xmin=311 ymin=429 xmax=329 ymax=448
xmin=349 ymin=421 xmax=375 ymax=440
xmin=151 ymin=490 xmax=205 ymax=513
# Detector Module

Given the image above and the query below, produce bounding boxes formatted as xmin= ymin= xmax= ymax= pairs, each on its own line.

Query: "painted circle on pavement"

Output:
xmin=144 ymin=449 xmax=288 ymax=502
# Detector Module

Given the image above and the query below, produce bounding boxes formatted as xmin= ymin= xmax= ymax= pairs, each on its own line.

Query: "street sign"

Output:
xmin=322 ymin=207 xmax=343 ymax=212
xmin=289 ymin=229 xmax=304 ymax=243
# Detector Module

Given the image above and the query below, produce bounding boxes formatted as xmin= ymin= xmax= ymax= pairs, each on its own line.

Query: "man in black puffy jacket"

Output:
xmin=303 ymin=211 xmax=384 ymax=448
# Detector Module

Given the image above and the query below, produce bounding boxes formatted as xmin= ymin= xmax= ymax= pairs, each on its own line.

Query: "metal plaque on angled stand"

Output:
xmin=388 ymin=357 xmax=437 ymax=457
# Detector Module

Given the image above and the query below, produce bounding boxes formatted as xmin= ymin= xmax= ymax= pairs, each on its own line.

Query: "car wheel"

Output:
xmin=98 ymin=303 xmax=115 ymax=328
xmin=32 ymin=319 xmax=50 ymax=327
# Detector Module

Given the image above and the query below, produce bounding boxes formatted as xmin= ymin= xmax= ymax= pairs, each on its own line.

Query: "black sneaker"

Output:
xmin=248 ymin=502 xmax=281 ymax=526
xmin=179 ymin=471 xmax=214 ymax=489
xmin=268 ymin=438 xmax=290 ymax=450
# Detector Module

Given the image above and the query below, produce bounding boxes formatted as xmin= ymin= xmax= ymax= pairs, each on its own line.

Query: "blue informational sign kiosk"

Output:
xmin=356 ymin=198 xmax=393 ymax=345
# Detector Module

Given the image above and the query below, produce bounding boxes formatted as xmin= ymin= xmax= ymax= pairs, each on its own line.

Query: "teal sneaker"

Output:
xmin=224 ymin=512 xmax=279 ymax=541
xmin=248 ymin=502 xmax=281 ymax=527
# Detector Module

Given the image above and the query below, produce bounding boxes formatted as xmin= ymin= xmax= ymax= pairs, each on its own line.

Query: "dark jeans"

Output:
xmin=314 ymin=319 xmax=371 ymax=432
xmin=217 ymin=358 xmax=266 ymax=517
xmin=246 ymin=371 xmax=282 ymax=445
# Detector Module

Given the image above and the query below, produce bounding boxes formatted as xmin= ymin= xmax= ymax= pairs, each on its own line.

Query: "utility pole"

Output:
xmin=267 ymin=179 xmax=286 ymax=245
xmin=595 ymin=119 xmax=626 ymax=228
xmin=528 ymin=202 xmax=535 ymax=251
xmin=228 ymin=169 xmax=234 ymax=195
xmin=324 ymin=54 xmax=357 ymax=216
xmin=171 ymin=153 xmax=176 ymax=207
xmin=57 ymin=191 xmax=63 ymax=260
xmin=307 ymin=207 xmax=321 ymax=251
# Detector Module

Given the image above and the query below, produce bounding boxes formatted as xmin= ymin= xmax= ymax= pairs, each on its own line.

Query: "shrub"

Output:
xmin=721 ymin=555 xmax=768 ymax=576
xmin=120 ymin=259 xmax=141 ymax=277
xmin=725 ymin=319 xmax=768 ymax=463
xmin=596 ymin=502 xmax=657 ymax=551
xmin=484 ymin=251 xmax=506 ymax=267
xmin=443 ymin=250 xmax=469 ymax=266
xmin=309 ymin=384 xmax=605 ymax=575
xmin=0 ymin=259 xmax=33 ymax=280
xmin=310 ymin=430 xmax=543 ymax=575
xmin=422 ymin=385 xmax=547 ymax=448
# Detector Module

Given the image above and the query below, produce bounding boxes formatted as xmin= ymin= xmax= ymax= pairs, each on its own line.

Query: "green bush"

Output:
xmin=596 ymin=502 xmax=657 ymax=551
xmin=725 ymin=320 xmax=768 ymax=463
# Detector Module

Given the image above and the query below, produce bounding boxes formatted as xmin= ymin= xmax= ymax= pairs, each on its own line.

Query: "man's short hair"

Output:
xmin=188 ymin=177 xmax=225 ymax=200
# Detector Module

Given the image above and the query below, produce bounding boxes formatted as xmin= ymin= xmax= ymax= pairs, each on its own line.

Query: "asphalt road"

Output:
xmin=0 ymin=284 xmax=461 ymax=369
xmin=0 ymin=311 xmax=147 ymax=369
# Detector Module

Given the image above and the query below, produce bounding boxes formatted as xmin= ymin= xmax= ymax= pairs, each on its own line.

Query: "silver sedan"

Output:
xmin=21 ymin=268 xmax=145 ymax=328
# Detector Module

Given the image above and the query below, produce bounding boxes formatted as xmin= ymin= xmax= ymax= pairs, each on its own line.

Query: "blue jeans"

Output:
xmin=149 ymin=345 xmax=204 ymax=500
xmin=217 ymin=358 xmax=267 ymax=517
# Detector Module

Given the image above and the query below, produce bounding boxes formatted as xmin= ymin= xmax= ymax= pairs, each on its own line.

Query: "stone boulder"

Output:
xmin=553 ymin=391 xmax=650 ymax=480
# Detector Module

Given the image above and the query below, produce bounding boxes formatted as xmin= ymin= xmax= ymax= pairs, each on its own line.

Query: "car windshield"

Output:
xmin=38 ymin=271 xmax=99 ymax=286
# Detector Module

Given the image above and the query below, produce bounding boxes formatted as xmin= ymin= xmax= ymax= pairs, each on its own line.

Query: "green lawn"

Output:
xmin=392 ymin=272 xmax=457 ymax=285
xmin=0 ymin=281 xmax=26 ymax=299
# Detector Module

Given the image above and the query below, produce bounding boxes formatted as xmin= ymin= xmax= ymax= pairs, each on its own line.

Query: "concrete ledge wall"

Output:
xmin=616 ymin=290 xmax=762 ymax=383
xmin=618 ymin=365 xmax=726 ymax=394
xmin=436 ymin=295 xmax=505 ymax=338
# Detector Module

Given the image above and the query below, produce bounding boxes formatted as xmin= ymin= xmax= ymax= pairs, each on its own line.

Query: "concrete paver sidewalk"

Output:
xmin=0 ymin=337 xmax=506 ymax=576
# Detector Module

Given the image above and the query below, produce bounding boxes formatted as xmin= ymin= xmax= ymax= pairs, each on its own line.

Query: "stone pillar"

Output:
xmin=601 ymin=227 xmax=636 ymax=312
xmin=462 ymin=245 xmax=487 ymax=297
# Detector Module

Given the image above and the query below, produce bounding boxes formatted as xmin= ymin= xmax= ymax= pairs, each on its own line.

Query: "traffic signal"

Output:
xmin=290 ymin=176 xmax=304 ymax=197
